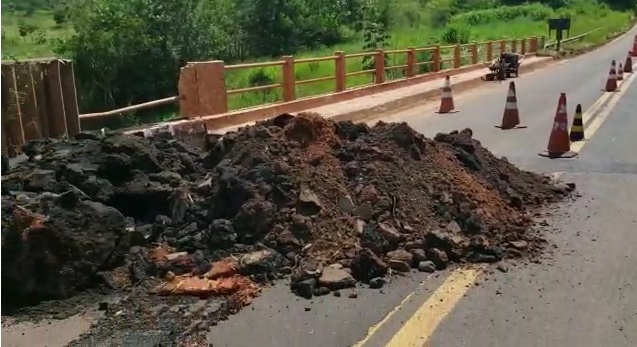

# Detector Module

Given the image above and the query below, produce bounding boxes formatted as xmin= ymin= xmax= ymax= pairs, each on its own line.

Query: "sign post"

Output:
xmin=548 ymin=18 xmax=571 ymax=52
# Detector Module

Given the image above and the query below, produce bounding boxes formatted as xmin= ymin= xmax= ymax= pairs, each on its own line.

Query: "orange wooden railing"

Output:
xmin=80 ymin=36 xmax=538 ymax=123
xmin=174 ymin=37 xmax=538 ymax=119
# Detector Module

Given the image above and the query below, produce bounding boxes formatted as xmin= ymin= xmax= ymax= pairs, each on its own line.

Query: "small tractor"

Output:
xmin=484 ymin=52 xmax=524 ymax=81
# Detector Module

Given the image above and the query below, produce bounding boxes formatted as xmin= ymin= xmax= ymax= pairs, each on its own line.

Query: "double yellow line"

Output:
xmin=571 ymin=63 xmax=637 ymax=153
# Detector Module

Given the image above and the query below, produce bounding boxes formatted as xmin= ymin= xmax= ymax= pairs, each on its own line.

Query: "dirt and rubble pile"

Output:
xmin=1 ymin=113 xmax=574 ymax=310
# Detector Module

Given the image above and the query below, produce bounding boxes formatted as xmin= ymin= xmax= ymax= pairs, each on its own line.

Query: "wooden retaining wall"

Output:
xmin=1 ymin=59 xmax=80 ymax=157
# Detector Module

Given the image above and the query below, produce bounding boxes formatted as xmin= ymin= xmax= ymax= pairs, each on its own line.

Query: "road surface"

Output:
xmin=3 ymin=26 xmax=637 ymax=347
xmin=205 ymin=25 xmax=637 ymax=347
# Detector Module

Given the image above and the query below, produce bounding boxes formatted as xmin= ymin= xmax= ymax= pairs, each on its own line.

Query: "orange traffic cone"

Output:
xmin=539 ymin=93 xmax=577 ymax=158
xmin=618 ymin=63 xmax=624 ymax=81
xmin=496 ymin=81 xmax=527 ymax=130
xmin=436 ymin=76 xmax=457 ymax=114
xmin=604 ymin=60 xmax=618 ymax=92
xmin=625 ymin=52 xmax=633 ymax=73
xmin=631 ymin=35 xmax=637 ymax=57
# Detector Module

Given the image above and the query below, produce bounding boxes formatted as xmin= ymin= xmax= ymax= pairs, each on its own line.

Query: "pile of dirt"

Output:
xmin=1 ymin=113 xmax=574 ymax=342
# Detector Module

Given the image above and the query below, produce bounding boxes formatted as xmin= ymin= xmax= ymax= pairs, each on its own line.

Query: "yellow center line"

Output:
xmin=382 ymin=268 xmax=480 ymax=347
xmin=571 ymin=64 xmax=637 ymax=153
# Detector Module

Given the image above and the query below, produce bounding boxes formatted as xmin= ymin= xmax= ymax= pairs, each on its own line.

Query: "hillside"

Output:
xmin=1 ymin=0 xmax=635 ymax=125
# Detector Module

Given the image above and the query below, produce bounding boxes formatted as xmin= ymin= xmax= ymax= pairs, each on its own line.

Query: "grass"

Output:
xmin=223 ymin=8 xmax=633 ymax=112
xmin=1 ymin=10 xmax=73 ymax=60
xmin=0 ymin=3 xmax=633 ymax=125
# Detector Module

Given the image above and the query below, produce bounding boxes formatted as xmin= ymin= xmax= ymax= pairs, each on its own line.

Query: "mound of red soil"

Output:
xmin=1 ymin=113 xmax=574 ymax=342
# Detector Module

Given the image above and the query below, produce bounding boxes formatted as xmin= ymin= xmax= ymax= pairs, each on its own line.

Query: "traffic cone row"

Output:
xmin=436 ymin=42 xmax=635 ymax=159
xmin=604 ymin=51 xmax=635 ymax=92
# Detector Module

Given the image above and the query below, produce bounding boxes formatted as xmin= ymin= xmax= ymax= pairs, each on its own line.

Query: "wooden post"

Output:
xmin=1 ymin=64 xmax=25 ymax=156
xmin=406 ymin=48 xmax=416 ymax=77
xmin=486 ymin=41 xmax=493 ymax=61
xmin=521 ymin=38 xmax=527 ymax=54
xmin=453 ymin=45 xmax=461 ymax=69
xmin=31 ymin=63 xmax=50 ymax=138
xmin=433 ymin=46 xmax=441 ymax=72
xmin=194 ymin=61 xmax=228 ymax=116
xmin=500 ymin=40 xmax=506 ymax=54
xmin=14 ymin=63 xmax=41 ymax=141
xmin=471 ymin=43 xmax=478 ymax=65
xmin=511 ymin=39 xmax=517 ymax=53
xmin=59 ymin=60 xmax=81 ymax=137
xmin=334 ymin=51 xmax=346 ymax=92
xmin=374 ymin=49 xmax=385 ymax=84
xmin=45 ymin=60 xmax=69 ymax=139
xmin=281 ymin=56 xmax=295 ymax=102
xmin=177 ymin=63 xmax=200 ymax=118
xmin=529 ymin=37 xmax=538 ymax=53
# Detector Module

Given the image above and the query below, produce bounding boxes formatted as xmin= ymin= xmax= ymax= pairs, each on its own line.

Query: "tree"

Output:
xmin=361 ymin=0 xmax=391 ymax=82
xmin=57 ymin=0 xmax=235 ymax=113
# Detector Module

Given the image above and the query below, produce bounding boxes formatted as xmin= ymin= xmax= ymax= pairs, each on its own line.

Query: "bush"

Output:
xmin=449 ymin=4 xmax=554 ymax=26
xmin=441 ymin=23 xmax=472 ymax=44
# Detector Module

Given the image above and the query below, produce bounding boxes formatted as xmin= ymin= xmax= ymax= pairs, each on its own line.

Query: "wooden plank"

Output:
xmin=44 ymin=60 xmax=68 ymax=138
xmin=2 ymin=126 xmax=9 ymax=156
xmin=59 ymin=60 xmax=81 ymax=137
xmin=31 ymin=63 xmax=50 ymax=138
xmin=1 ymin=64 xmax=25 ymax=156
xmin=177 ymin=63 xmax=200 ymax=118
xmin=14 ymin=62 xmax=42 ymax=141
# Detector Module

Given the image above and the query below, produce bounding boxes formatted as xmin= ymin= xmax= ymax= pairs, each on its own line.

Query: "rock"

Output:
xmin=290 ymin=259 xmax=322 ymax=284
xmin=404 ymin=240 xmax=426 ymax=250
xmin=338 ymin=194 xmax=356 ymax=213
xmin=387 ymin=249 xmax=413 ymax=262
xmin=509 ymin=240 xmax=529 ymax=249
xmin=369 ymin=277 xmax=385 ymax=289
xmin=165 ymin=252 xmax=189 ymax=261
xmin=446 ymin=221 xmax=462 ymax=234
xmin=409 ymin=248 xmax=428 ymax=264
xmin=239 ymin=249 xmax=288 ymax=274
xmin=426 ymin=248 xmax=449 ymax=269
xmin=360 ymin=185 xmax=379 ymax=202
xmin=418 ymin=261 xmax=436 ymax=273
xmin=354 ymin=220 xmax=366 ymax=235
xmin=355 ymin=202 xmax=373 ymax=220
xmin=377 ymin=223 xmax=403 ymax=242
xmin=318 ymin=267 xmax=356 ymax=290
xmin=348 ymin=291 xmax=358 ymax=299
xmin=207 ymin=219 xmax=237 ymax=248
xmin=350 ymin=248 xmax=388 ymax=282
xmin=333 ymin=290 xmax=341 ymax=297
xmin=313 ymin=287 xmax=331 ymax=296
xmin=388 ymin=259 xmax=411 ymax=272
xmin=273 ymin=160 xmax=290 ymax=174
xmin=496 ymin=263 xmax=509 ymax=273
xmin=292 ymin=278 xmax=316 ymax=299
xmin=298 ymin=187 xmax=322 ymax=214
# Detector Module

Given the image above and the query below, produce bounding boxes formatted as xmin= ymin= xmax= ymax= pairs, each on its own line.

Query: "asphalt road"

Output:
xmin=206 ymin=26 xmax=637 ymax=347
xmin=3 ymin=26 xmax=637 ymax=347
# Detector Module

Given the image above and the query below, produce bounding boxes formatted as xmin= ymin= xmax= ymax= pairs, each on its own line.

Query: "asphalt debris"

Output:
xmin=1 ymin=113 xmax=575 ymax=343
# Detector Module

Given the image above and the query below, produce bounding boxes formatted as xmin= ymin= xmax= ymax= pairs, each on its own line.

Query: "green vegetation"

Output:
xmin=1 ymin=0 xmax=635 ymax=127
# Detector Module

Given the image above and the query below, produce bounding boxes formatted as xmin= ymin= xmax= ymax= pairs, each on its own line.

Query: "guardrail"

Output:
xmin=543 ymin=27 xmax=602 ymax=50
xmin=81 ymin=36 xmax=540 ymax=123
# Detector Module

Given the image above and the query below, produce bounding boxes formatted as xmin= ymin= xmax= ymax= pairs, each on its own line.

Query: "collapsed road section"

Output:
xmin=1 ymin=113 xmax=574 ymax=344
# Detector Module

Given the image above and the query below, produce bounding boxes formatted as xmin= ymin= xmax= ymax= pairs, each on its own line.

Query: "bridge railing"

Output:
xmin=171 ymin=36 xmax=539 ymax=120
xmin=2 ymin=37 xmax=540 ymax=158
